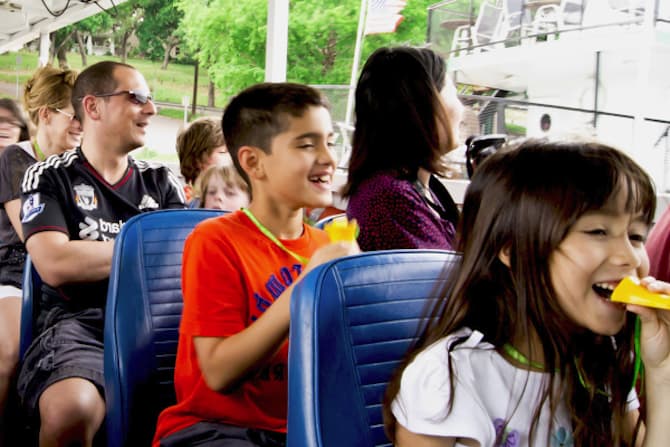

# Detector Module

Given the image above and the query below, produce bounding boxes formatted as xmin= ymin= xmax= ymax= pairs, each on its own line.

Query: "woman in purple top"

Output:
xmin=342 ymin=46 xmax=464 ymax=251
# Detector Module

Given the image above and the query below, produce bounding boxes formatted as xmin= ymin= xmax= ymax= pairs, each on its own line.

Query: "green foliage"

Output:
xmin=0 ymin=51 xmax=222 ymax=107
xmin=136 ymin=0 xmax=184 ymax=64
xmin=178 ymin=0 xmax=438 ymax=99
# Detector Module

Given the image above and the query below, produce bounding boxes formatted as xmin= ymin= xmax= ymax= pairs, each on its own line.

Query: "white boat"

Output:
xmin=427 ymin=0 xmax=670 ymax=214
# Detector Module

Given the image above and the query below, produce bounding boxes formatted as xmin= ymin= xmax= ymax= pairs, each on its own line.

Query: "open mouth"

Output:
xmin=593 ymin=282 xmax=616 ymax=300
xmin=309 ymin=175 xmax=331 ymax=184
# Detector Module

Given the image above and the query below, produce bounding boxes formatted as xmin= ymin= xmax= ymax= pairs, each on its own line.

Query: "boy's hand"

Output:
xmin=304 ymin=241 xmax=360 ymax=276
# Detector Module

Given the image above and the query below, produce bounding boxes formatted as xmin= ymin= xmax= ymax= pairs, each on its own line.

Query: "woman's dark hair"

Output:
xmin=0 ymin=98 xmax=30 ymax=141
xmin=384 ymin=139 xmax=655 ymax=446
xmin=341 ymin=46 xmax=456 ymax=197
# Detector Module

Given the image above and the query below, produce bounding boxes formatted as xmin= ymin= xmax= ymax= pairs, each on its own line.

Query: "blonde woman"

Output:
xmin=0 ymin=65 xmax=80 ymax=445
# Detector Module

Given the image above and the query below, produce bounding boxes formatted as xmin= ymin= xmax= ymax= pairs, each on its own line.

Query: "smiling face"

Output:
xmin=97 ymin=66 xmax=156 ymax=152
xmin=46 ymin=105 xmax=82 ymax=153
xmin=257 ymin=106 xmax=336 ymax=210
xmin=549 ymin=188 xmax=650 ymax=335
xmin=0 ymin=107 xmax=23 ymax=149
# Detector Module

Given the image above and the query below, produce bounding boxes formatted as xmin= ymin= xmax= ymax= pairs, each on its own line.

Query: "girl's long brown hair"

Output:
xmin=383 ymin=140 xmax=655 ymax=446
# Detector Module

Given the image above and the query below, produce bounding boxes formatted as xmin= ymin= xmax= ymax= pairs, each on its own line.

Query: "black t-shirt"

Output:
xmin=0 ymin=142 xmax=36 ymax=287
xmin=21 ymin=147 xmax=186 ymax=310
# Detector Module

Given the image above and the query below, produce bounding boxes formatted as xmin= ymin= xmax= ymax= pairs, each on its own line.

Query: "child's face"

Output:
xmin=203 ymin=175 xmax=249 ymax=211
xmin=548 ymin=190 xmax=650 ymax=335
xmin=258 ymin=106 xmax=336 ymax=209
xmin=201 ymin=144 xmax=231 ymax=171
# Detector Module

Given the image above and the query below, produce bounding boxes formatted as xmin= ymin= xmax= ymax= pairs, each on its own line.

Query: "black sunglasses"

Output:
xmin=465 ymin=134 xmax=507 ymax=178
xmin=91 ymin=90 xmax=154 ymax=105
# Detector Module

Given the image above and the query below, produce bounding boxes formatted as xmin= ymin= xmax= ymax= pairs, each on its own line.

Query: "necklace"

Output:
xmin=505 ymin=321 xmax=643 ymax=396
xmin=33 ymin=139 xmax=45 ymax=161
xmin=503 ymin=343 xmax=546 ymax=371
xmin=241 ymin=208 xmax=309 ymax=265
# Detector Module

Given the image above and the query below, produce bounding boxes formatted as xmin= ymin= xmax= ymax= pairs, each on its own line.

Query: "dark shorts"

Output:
xmin=17 ymin=307 xmax=105 ymax=420
xmin=159 ymin=422 xmax=286 ymax=447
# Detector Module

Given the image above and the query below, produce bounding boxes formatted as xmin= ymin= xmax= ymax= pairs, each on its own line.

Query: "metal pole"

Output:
xmin=265 ymin=0 xmax=289 ymax=82
xmin=344 ymin=0 xmax=369 ymax=127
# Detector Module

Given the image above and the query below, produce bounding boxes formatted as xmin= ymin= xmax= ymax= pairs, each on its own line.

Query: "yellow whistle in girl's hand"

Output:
xmin=324 ymin=216 xmax=359 ymax=243
xmin=611 ymin=276 xmax=670 ymax=310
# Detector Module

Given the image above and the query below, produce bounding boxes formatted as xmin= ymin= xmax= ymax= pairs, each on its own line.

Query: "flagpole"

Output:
xmin=345 ymin=0 xmax=369 ymax=128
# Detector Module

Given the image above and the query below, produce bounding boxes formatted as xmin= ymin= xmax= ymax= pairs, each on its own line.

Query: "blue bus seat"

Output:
xmin=19 ymin=255 xmax=42 ymax=360
xmin=104 ymin=209 xmax=224 ymax=447
xmin=287 ymin=249 xmax=461 ymax=447
xmin=313 ymin=212 xmax=346 ymax=229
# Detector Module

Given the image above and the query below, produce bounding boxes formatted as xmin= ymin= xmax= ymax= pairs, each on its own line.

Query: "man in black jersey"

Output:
xmin=17 ymin=61 xmax=185 ymax=447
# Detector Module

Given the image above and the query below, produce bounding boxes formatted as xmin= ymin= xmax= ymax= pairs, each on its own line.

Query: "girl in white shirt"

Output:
xmin=385 ymin=140 xmax=670 ymax=447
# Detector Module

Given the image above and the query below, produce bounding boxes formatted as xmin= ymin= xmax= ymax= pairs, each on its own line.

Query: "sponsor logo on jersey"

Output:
xmin=78 ymin=216 xmax=125 ymax=241
xmin=21 ymin=193 xmax=45 ymax=223
xmin=74 ymin=183 xmax=98 ymax=211
xmin=138 ymin=194 xmax=159 ymax=210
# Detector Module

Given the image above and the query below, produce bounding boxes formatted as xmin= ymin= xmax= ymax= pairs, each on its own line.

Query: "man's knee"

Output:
xmin=39 ymin=379 xmax=105 ymax=440
xmin=0 ymin=340 xmax=18 ymax=379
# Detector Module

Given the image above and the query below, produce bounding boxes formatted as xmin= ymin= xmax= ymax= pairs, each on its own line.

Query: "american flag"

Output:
xmin=364 ymin=0 xmax=407 ymax=35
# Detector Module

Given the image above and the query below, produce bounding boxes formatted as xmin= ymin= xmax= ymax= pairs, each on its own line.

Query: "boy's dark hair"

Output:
xmin=342 ymin=46 xmax=455 ymax=197
xmin=72 ymin=61 xmax=135 ymax=122
xmin=221 ymin=82 xmax=330 ymax=187
xmin=177 ymin=117 xmax=225 ymax=184
xmin=0 ymin=98 xmax=30 ymax=141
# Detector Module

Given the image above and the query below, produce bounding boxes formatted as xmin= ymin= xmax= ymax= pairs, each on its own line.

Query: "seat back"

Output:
xmin=104 ymin=209 xmax=224 ymax=447
xmin=19 ymin=255 xmax=42 ymax=360
xmin=287 ymin=249 xmax=461 ymax=447
xmin=313 ymin=212 xmax=347 ymax=229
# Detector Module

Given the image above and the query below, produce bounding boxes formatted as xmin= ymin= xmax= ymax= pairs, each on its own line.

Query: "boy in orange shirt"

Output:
xmin=153 ymin=83 xmax=359 ymax=446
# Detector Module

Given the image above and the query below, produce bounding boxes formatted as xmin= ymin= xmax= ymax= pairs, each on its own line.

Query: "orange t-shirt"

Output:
xmin=153 ymin=210 xmax=329 ymax=444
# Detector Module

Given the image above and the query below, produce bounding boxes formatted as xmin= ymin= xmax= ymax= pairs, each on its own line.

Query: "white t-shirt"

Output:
xmin=392 ymin=328 xmax=639 ymax=447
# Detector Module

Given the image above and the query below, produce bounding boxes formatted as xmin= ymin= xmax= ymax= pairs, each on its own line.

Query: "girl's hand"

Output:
xmin=630 ymin=277 xmax=670 ymax=379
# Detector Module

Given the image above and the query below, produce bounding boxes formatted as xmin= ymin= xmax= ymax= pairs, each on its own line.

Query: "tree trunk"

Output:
xmin=321 ymin=29 xmax=337 ymax=76
xmin=56 ymin=45 xmax=69 ymax=69
xmin=208 ymin=81 xmax=215 ymax=107
xmin=75 ymin=30 xmax=87 ymax=67
xmin=120 ymin=31 xmax=130 ymax=63
xmin=161 ymin=43 xmax=172 ymax=70
xmin=48 ymin=32 xmax=57 ymax=65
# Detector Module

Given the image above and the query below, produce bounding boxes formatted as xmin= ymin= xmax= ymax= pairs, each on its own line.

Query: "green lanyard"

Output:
xmin=503 ymin=343 xmax=546 ymax=370
xmin=504 ymin=321 xmax=643 ymax=396
xmin=241 ymin=208 xmax=310 ymax=265
xmin=33 ymin=139 xmax=45 ymax=161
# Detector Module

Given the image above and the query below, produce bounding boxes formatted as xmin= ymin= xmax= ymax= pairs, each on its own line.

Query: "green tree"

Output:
xmin=178 ymin=0 xmax=438 ymax=99
xmin=74 ymin=13 xmax=114 ymax=66
xmin=112 ymin=1 xmax=144 ymax=63
xmin=137 ymin=0 xmax=184 ymax=69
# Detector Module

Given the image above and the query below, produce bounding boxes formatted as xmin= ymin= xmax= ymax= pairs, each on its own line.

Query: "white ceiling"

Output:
xmin=0 ymin=0 xmax=128 ymax=54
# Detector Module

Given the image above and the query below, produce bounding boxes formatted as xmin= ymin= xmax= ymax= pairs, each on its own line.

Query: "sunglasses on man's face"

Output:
xmin=92 ymin=90 xmax=154 ymax=105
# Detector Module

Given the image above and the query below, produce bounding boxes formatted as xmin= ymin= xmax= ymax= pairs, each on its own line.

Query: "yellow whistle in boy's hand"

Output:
xmin=324 ymin=216 xmax=359 ymax=243
xmin=610 ymin=276 xmax=670 ymax=310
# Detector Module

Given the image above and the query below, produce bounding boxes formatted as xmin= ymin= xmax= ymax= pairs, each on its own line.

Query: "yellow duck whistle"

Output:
xmin=610 ymin=276 xmax=670 ymax=310
xmin=324 ymin=216 xmax=359 ymax=243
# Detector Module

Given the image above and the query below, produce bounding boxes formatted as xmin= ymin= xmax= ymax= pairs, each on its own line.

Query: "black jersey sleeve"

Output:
xmin=0 ymin=145 xmax=32 ymax=205
xmin=163 ymin=167 xmax=187 ymax=209
xmin=20 ymin=162 xmax=69 ymax=241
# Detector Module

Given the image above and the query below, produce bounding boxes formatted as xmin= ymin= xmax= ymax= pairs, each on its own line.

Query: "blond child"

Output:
xmin=195 ymin=165 xmax=249 ymax=211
